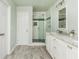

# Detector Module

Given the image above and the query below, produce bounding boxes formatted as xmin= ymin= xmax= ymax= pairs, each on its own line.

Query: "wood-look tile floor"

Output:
xmin=6 ymin=45 xmax=52 ymax=59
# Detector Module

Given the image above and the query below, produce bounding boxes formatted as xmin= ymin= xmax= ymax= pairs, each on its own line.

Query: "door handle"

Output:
xmin=0 ymin=33 xmax=5 ymax=36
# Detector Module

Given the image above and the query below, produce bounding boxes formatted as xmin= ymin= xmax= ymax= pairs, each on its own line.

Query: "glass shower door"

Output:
xmin=38 ymin=21 xmax=45 ymax=42
xmin=33 ymin=19 xmax=45 ymax=42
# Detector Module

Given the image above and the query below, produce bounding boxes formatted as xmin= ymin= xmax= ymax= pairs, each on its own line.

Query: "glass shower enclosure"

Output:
xmin=33 ymin=19 xmax=45 ymax=42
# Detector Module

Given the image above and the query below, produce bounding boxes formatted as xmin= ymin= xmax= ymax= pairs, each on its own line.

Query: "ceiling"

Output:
xmin=13 ymin=0 xmax=57 ymax=11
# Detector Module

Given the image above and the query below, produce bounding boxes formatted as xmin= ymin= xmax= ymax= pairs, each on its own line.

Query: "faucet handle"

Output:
xmin=70 ymin=30 xmax=75 ymax=34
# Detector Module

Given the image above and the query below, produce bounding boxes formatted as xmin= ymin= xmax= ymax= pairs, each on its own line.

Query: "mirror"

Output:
xmin=59 ymin=8 xmax=66 ymax=28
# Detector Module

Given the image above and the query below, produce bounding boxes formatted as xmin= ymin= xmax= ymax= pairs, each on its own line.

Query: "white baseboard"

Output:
xmin=16 ymin=42 xmax=46 ymax=46
xmin=8 ymin=45 xmax=17 ymax=55
xmin=27 ymin=42 xmax=46 ymax=46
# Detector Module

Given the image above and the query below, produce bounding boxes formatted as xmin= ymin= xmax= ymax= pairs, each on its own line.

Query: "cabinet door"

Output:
xmin=46 ymin=35 xmax=49 ymax=51
xmin=66 ymin=44 xmax=78 ymax=59
xmin=57 ymin=39 xmax=67 ymax=59
xmin=51 ymin=39 xmax=59 ymax=59
xmin=46 ymin=35 xmax=51 ymax=52
xmin=46 ymin=34 xmax=55 ymax=58
xmin=53 ymin=39 xmax=67 ymax=59
xmin=73 ymin=47 xmax=78 ymax=59
xmin=49 ymin=36 xmax=55 ymax=58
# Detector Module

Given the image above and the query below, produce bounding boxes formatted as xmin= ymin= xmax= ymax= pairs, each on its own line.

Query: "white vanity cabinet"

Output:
xmin=46 ymin=33 xmax=78 ymax=59
xmin=46 ymin=33 xmax=67 ymax=59
xmin=46 ymin=33 xmax=53 ymax=55
xmin=46 ymin=33 xmax=56 ymax=58
xmin=49 ymin=36 xmax=56 ymax=58
xmin=66 ymin=44 xmax=78 ymax=59
xmin=54 ymin=39 xmax=67 ymax=59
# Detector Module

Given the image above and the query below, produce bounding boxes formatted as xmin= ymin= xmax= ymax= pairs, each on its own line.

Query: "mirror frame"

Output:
xmin=58 ymin=7 xmax=67 ymax=32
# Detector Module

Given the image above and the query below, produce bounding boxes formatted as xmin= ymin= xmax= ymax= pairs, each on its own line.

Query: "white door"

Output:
xmin=17 ymin=10 xmax=30 ymax=45
xmin=0 ymin=1 xmax=8 ymax=59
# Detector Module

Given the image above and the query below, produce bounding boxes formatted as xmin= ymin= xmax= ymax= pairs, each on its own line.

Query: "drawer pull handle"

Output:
xmin=53 ymin=39 xmax=56 ymax=40
xmin=67 ymin=45 xmax=72 ymax=49
xmin=53 ymin=47 xmax=56 ymax=49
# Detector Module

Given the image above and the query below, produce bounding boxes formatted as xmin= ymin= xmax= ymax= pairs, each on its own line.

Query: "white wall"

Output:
xmin=46 ymin=9 xmax=52 ymax=32
xmin=8 ymin=1 xmax=17 ymax=54
xmin=10 ymin=2 xmax=17 ymax=52
xmin=50 ymin=4 xmax=58 ymax=32
xmin=46 ymin=4 xmax=58 ymax=32
xmin=66 ymin=0 xmax=78 ymax=34
xmin=47 ymin=0 xmax=78 ymax=34
xmin=33 ymin=12 xmax=46 ymax=19
xmin=1 ymin=0 xmax=17 ymax=54
xmin=46 ymin=9 xmax=51 ymax=18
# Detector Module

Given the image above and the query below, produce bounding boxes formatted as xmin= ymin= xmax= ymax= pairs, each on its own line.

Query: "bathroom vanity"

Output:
xmin=46 ymin=32 xmax=78 ymax=59
xmin=46 ymin=0 xmax=78 ymax=59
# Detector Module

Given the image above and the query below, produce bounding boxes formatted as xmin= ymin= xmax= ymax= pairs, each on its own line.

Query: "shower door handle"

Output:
xmin=26 ymin=29 xmax=28 ymax=32
xmin=38 ymin=27 xmax=39 ymax=29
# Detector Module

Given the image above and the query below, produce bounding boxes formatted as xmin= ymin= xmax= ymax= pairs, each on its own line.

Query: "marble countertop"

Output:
xmin=46 ymin=32 xmax=78 ymax=48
